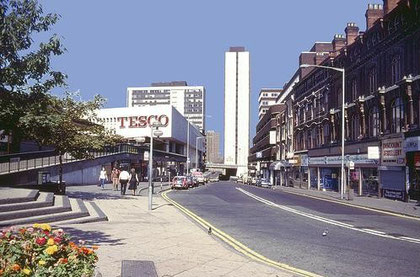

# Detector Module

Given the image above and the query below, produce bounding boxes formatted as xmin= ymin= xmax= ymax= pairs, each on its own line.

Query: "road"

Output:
xmin=168 ymin=181 xmax=420 ymax=277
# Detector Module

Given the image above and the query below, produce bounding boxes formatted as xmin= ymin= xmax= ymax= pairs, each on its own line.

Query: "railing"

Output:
xmin=0 ymin=144 xmax=140 ymax=175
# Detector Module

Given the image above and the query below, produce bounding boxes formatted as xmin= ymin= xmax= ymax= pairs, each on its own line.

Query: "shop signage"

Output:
xmin=256 ymin=152 xmax=262 ymax=158
xmin=381 ymin=138 xmax=404 ymax=166
xmin=118 ymin=115 xmax=169 ymax=129
xmin=404 ymin=136 xmax=420 ymax=152
xmin=310 ymin=154 xmax=378 ymax=166
xmin=269 ymin=130 xmax=276 ymax=145
xmin=368 ymin=146 xmax=380 ymax=159
xmin=144 ymin=151 xmax=149 ymax=161
xmin=383 ymin=189 xmax=405 ymax=201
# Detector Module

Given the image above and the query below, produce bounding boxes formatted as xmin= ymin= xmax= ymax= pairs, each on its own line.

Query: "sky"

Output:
xmin=38 ymin=0 xmax=371 ymax=155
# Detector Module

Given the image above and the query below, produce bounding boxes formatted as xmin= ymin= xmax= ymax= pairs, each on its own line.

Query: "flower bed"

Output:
xmin=0 ymin=224 xmax=98 ymax=276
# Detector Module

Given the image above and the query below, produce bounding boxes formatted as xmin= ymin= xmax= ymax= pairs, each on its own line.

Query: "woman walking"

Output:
xmin=98 ymin=167 xmax=108 ymax=189
xmin=128 ymin=168 xmax=139 ymax=196
xmin=111 ymin=167 xmax=120 ymax=191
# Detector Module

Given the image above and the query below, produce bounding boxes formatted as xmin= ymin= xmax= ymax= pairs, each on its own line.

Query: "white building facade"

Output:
xmin=224 ymin=47 xmax=250 ymax=175
xmin=258 ymin=88 xmax=282 ymax=120
xmin=93 ymin=106 xmax=204 ymax=170
xmin=126 ymin=81 xmax=206 ymax=132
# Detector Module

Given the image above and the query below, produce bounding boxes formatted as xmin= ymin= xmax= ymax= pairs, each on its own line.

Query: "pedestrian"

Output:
xmin=119 ymin=168 xmax=130 ymax=195
xmin=111 ymin=167 xmax=120 ymax=191
xmin=98 ymin=166 xmax=108 ymax=189
xmin=128 ymin=168 xmax=139 ymax=196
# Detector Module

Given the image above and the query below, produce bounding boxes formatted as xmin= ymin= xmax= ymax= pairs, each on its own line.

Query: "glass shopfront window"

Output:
xmin=362 ymin=168 xmax=379 ymax=196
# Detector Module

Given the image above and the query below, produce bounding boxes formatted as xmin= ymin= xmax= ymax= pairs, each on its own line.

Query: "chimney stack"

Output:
xmin=345 ymin=23 xmax=359 ymax=45
xmin=384 ymin=0 xmax=399 ymax=15
xmin=332 ymin=34 xmax=346 ymax=53
xmin=365 ymin=4 xmax=384 ymax=30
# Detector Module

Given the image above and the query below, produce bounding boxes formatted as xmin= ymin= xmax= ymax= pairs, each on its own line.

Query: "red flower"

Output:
xmin=54 ymin=237 xmax=62 ymax=244
xmin=36 ymin=237 xmax=46 ymax=245
xmin=43 ymin=230 xmax=49 ymax=235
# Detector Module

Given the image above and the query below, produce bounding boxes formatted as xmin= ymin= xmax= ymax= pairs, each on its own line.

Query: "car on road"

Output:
xmin=208 ymin=174 xmax=220 ymax=182
xmin=192 ymin=171 xmax=205 ymax=186
xmin=171 ymin=176 xmax=189 ymax=189
xmin=259 ymin=178 xmax=272 ymax=188
xmin=229 ymin=176 xmax=238 ymax=182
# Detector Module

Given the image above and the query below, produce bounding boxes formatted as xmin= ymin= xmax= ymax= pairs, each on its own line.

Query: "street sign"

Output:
xmin=368 ymin=146 xmax=380 ymax=159
xmin=348 ymin=161 xmax=355 ymax=170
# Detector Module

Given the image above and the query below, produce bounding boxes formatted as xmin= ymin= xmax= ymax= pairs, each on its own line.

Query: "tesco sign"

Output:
xmin=117 ymin=115 xmax=169 ymax=128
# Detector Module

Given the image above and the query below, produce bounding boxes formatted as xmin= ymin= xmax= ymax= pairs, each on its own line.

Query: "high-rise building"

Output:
xmin=205 ymin=130 xmax=222 ymax=164
xmin=224 ymin=47 xmax=250 ymax=175
xmin=258 ymin=88 xmax=282 ymax=119
xmin=127 ymin=81 xmax=206 ymax=131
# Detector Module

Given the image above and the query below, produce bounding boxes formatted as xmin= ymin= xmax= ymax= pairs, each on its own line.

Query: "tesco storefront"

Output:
xmin=94 ymin=105 xmax=204 ymax=177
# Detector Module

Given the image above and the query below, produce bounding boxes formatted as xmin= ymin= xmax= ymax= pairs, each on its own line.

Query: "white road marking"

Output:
xmin=236 ymin=187 xmax=420 ymax=245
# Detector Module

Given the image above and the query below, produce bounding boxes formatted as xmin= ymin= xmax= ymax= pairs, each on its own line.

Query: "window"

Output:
xmin=391 ymin=55 xmax=401 ymax=84
xmin=368 ymin=106 xmax=380 ymax=137
xmin=391 ymin=97 xmax=405 ymax=133
xmin=323 ymin=124 xmax=330 ymax=144
xmin=351 ymin=79 xmax=358 ymax=101
xmin=368 ymin=68 xmax=377 ymax=94
xmin=337 ymin=88 xmax=343 ymax=107
xmin=351 ymin=114 xmax=360 ymax=140
xmin=306 ymin=130 xmax=312 ymax=149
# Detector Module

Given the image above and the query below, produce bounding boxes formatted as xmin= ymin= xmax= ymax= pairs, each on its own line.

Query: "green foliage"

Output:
xmin=0 ymin=0 xmax=66 ymax=144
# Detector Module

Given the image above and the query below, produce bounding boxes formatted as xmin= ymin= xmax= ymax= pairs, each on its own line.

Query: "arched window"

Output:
xmin=391 ymin=97 xmax=405 ymax=133
xmin=368 ymin=106 xmax=380 ymax=137
xmin=368 ymin=68 xmax=377 ymax=95
xmin=351 ymin=79 xmax=358 ymax=101
xmin=351 ymin=114 xmax=360 ymax=140
xmin=391 ymin=55 xmax=401 ymax=84
xmin=323 ymin=123 xmax=330 ymax=144
xmin=306 ymin=130 xmax=312 ymax=149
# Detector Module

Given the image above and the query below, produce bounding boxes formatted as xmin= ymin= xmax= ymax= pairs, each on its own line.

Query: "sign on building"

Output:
xmin=368 ymin=146 xmax=380 ymax=159
xmin=381 ymin=138 xmax=404 ymax=166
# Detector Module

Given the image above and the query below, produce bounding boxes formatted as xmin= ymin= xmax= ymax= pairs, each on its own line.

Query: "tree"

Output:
xmin=0 ymin=0 xmax=66 ymax=152
xmin=20 ymin=92 xmax=122 ymax=185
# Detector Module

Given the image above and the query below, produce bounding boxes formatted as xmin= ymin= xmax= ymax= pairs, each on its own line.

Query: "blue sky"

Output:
xmin=39 ymin=0 xmax=371 ymax=154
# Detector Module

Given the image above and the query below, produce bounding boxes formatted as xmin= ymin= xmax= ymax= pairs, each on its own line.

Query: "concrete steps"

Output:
xmin=0 ymin=188 xmax=108 ymax=228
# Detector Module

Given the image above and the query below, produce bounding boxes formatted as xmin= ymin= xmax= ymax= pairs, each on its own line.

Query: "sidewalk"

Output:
xmin=60 ymin=187 xmax=293 ymax=277
xmin=273 ymin=185 xmax=420 ymax=218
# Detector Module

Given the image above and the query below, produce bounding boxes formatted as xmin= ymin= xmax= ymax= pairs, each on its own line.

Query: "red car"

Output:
xmin=171 ymin=176 xmax=189 ymax=189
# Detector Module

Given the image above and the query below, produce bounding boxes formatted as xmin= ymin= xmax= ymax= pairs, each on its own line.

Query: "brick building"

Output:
xmin=271 ymin=0 xmax=420 ymax=200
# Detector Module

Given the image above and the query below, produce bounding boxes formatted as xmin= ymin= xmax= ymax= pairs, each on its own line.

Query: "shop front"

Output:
xmin=309 ymin=154 xmax=379 ymax=195
xmin=404 ymin=136 xmax=420 ymax=200
xmin=290 ymin=154 xmax=308 ymax=188
xmin=380 ymin=137 xmax=407 ymax=201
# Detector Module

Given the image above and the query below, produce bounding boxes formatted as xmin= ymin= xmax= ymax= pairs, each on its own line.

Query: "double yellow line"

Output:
xmin=161 ymin=190 xmax=322 ymax=277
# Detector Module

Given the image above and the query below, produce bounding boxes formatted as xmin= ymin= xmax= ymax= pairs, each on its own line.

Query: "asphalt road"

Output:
xmin=168 ymin=181 xmax=420 ymax=277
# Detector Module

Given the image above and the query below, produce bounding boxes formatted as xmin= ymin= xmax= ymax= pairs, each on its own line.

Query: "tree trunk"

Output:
xmin=59 ymin=153 xmax=63 ymax=185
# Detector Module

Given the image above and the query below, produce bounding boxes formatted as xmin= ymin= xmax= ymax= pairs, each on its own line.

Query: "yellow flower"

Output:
xmin=22 ymin=268 xmax=31 ymax=275
xmin=47 ymin=238 xmax=55 ymax=246
xmin=45 ymin=245 xmax=58 ymax=255
xmin=33 ymin=223 xmax=40 ymax=228
xmin=38 ymin=260 xmax=46 ymax=266
xmin=40 ymin=224 xmax=51 ymax=232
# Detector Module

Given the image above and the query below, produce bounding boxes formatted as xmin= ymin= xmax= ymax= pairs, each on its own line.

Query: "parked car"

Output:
xmin=192 ymin=172 xmax=205 ymax=186
xmin=209 ymin=174 xmax=220 ymax=182
xmin=248 ymin=177 xmax=257 ymax=186
xmin=229 ymin=176 xmax=238 ymax=182
xmin=171 ymin=176 xmax=189 ymax=189
xmin=186 ymin=176 xmax=195 ymax=188
xmin=260 ymin=178 xmax=272 ymax=188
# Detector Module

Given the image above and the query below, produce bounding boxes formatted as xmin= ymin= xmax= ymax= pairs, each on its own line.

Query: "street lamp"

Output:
xmin=300 ymin=64 xmax=346 ymax=200
xmin=148 ymin=121 xmax=164 ymax=211
xmin=186 ymin=118 xmax=190 ymax=175
xmin=196 ymin=137 xmax=205 ymax=170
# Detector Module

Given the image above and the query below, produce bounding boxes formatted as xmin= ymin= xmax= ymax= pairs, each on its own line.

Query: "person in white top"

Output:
xmin=119 ymin=168 xmax=130 ymax=195
xmin=98 ymin=167 xmax=108 ymax=189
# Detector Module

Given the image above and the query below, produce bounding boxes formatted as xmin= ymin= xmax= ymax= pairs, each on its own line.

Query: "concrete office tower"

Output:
xmin=206 ymin=130 xmax=222 ymax=164
xmin=258 ymin=88 xmax=282 ymax=120
xmin=127 ymin=81 xmax=206 ymax=131
xmin=224 ymin=47 xmax=250 ymax=175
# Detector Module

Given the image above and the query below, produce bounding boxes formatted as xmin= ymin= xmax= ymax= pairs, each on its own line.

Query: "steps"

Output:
xmin=0 ymin=188 xmax=108 ymax=228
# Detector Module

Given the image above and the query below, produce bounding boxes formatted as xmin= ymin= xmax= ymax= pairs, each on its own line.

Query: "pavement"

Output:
xmin=60 ymin=183 xmax=294 ymax=277
xmin=272 ymin=185 xmax=420 ymax=219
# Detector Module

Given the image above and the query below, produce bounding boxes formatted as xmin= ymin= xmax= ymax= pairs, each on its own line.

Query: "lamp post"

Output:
xmin=148 ymin=121 xmax=163 ymax=211
xmin=186 ymin=119 xmax=190 ymax=175
xmin=196 ymin=137 xmax=204 ymax=171
xmin=300 ymin=64 xmax=345 ymax=200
